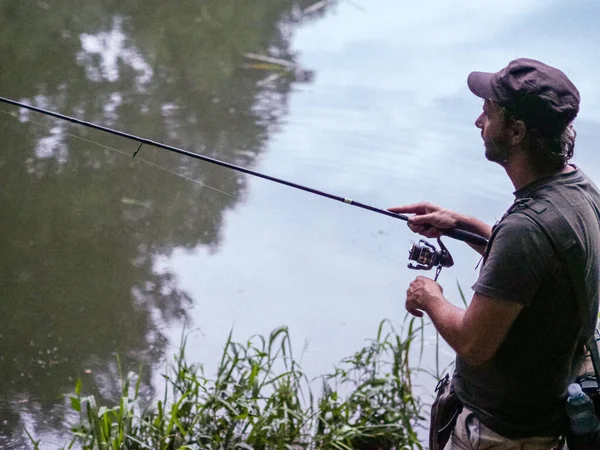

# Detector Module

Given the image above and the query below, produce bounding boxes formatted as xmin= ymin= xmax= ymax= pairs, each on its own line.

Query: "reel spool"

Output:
xmin=407 ymin=237 xmax=454 ymax=280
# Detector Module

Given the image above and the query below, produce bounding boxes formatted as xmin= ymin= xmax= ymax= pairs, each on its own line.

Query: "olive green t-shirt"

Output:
xmin=453 ymin=167 xmax=600 ymax=439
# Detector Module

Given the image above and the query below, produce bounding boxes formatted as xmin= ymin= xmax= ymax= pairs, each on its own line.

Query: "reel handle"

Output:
xmin=441 ymin=227 xmax=488 ymax=247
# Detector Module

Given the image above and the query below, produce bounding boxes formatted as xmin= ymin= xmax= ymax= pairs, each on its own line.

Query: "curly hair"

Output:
xmin=501 ymin=107 xmax=576 ymax=171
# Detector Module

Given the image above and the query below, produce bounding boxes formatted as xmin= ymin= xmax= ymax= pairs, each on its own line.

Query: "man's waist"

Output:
xmin=453 ymin=375 xmax=566 ymax=439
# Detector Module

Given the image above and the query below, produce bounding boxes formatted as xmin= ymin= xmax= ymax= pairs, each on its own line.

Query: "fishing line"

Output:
xmin=0 ymin=96 xmax=488 ymax=247
xmin=0 ymin=108 xmax=240 ymax=199
xmin=0 ymin=107 xmax=407 ymax=266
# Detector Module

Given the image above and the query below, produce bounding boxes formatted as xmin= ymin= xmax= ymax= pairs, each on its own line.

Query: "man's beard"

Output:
xmin=484 ymin=138 xmax=510 ymax=165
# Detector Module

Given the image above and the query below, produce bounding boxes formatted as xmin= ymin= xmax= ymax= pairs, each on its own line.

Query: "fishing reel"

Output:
xmin=407 ymin=238 xmax=454 ymax=281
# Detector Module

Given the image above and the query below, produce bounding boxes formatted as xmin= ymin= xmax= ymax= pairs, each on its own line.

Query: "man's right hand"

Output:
xmin=388 ymin=202 xmax=459 ymax=239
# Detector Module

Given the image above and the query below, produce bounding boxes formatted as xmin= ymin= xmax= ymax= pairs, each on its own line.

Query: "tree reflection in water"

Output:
xmin=0 ymin=0 xmax=332 ymax=445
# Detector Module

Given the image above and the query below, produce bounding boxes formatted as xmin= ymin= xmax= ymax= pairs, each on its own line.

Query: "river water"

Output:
xmin=1 ymin=0 xmax=600 ymax=447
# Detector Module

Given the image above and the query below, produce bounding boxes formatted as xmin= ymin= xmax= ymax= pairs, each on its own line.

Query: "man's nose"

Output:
xmin=475 ymin=113 xmax=484 ymax=129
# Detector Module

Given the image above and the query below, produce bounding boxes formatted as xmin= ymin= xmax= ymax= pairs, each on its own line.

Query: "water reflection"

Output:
xmin=161 ymin=1 xmax=600 ymax=445
xmin=0 ymin=0 xmax=330 ymax=445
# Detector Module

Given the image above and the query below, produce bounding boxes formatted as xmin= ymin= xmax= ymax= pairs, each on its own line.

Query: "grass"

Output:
xmin=33 ymin=320 xmax=427 ymax=450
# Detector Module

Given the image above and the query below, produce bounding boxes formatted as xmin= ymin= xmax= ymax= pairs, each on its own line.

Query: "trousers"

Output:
xmin=442 ymin=408 xmax=564 ymax=450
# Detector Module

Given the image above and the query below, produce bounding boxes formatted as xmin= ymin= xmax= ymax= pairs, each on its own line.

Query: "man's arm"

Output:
xmin=406 ymin=276 xmax=522 ymax=365
xmin=454 ymin=214 xmax=493 ymax=255
xmin=388 ymin=202 xmax=492 ymax=255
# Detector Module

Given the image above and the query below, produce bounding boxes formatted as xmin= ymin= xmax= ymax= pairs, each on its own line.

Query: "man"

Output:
xmin=389 ymin=58 xmax=600 ymax=449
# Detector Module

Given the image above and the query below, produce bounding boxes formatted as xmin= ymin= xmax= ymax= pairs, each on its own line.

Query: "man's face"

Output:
xmin=475 ymin=100 xmax=511 ymax=164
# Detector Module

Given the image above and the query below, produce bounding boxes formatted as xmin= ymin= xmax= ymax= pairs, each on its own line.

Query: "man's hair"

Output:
xmin=501 ymin=106 xmax=576 ymax=171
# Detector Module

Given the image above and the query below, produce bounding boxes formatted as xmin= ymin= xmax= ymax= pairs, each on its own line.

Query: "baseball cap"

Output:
xmin=467 ymin=58 xmax=580 ymax=134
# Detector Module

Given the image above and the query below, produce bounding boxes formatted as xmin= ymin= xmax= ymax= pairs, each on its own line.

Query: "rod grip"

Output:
xmin=442 ymin=227 xmax=488 ymax=246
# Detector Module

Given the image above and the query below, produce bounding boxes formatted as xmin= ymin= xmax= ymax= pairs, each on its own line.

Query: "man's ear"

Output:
xmin=510 ymin=120 xmax=527 ymax=145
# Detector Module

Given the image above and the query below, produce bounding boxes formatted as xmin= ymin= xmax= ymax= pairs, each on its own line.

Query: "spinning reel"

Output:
xmin=407 ymin=237 xmax=454 ymax=281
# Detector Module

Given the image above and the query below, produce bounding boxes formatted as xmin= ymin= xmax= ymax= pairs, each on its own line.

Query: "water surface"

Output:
xmin=1 ymin=0 xmax=600 ymax=447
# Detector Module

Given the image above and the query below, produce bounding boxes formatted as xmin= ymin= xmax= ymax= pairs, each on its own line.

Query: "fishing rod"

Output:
xmin=0 ymin=96 xmax=488 ymax=274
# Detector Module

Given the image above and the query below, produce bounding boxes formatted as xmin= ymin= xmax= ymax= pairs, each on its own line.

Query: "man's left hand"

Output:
xmin=406 ymin=276 xmax=444 ymax=317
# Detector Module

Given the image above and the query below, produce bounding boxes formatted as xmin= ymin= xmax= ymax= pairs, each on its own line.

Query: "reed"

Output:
xmin=36 ymin=320 xmax=425 ymax=449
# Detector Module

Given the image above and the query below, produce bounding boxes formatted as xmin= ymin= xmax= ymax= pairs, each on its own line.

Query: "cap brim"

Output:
xmin=467 ymin=71 xmax=496 ymax=101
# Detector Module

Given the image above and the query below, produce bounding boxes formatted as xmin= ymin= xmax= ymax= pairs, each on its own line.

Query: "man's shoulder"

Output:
xmin=486 ymin=211 xmax=551 ymax=262
xmin=494 ymin=208 xmax=542 ymax=234
xmin=537 ymin=167 xmax=600 ymax=203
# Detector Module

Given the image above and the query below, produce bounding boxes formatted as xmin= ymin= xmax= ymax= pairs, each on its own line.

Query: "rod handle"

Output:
xmin=441 ymin=227 xmax=488 ymax=246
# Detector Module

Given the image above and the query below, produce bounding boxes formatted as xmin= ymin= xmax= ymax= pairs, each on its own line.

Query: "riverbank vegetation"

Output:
xmin=33 ymin=320 xmax=427 ymax=449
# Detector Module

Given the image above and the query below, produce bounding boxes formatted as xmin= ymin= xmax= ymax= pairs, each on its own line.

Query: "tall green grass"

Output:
xmin=35 ymin=321 xmax=425 ymax=449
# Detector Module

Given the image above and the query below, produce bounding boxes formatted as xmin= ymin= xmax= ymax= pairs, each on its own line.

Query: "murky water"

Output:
xmin=1 ymin=0 xmax=600 ymax=447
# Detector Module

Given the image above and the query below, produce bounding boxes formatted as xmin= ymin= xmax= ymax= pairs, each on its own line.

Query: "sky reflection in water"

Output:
xmin=164 ymin=0 xmax=600 ymax=405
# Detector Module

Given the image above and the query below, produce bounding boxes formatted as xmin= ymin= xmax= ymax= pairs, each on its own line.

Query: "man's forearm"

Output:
xmin=455 ymin=213 xmax=492 ymax=239
xmin=424 ymin=297 xmax=477 ymax=364
xmin=423 ymin=292 xmax=521 ymax=366
xmin=455 ymin=213 xmax=492 ymax=255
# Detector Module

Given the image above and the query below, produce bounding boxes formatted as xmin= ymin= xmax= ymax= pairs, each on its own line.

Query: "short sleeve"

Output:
xmin=472 ymin=213 xmax=556 ymax=306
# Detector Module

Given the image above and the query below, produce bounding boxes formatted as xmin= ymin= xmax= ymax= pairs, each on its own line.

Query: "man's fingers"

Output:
xmin=389 ymin=203 xmax=447 ymax=238
xmin=409 ymin=213 xmax=439 ymax=226
xmin=388 ymin=203 xmax=431 ymax=215
xmin=407 ymin=223 xmax=425 ymax=233
xmin=409 ymin=222 xmax=442 ymax=238
xmin=408 ymin=222 xmax=433 ymax=233
xmin=408 ymin=308 xmax=424 ymax=317
xmin=422 ymin=228 xmax=443 ymax=239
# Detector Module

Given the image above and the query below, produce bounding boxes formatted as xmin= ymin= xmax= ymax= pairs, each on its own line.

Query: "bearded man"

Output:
xmin=390 ymin=58 xmax=600 ymax=449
